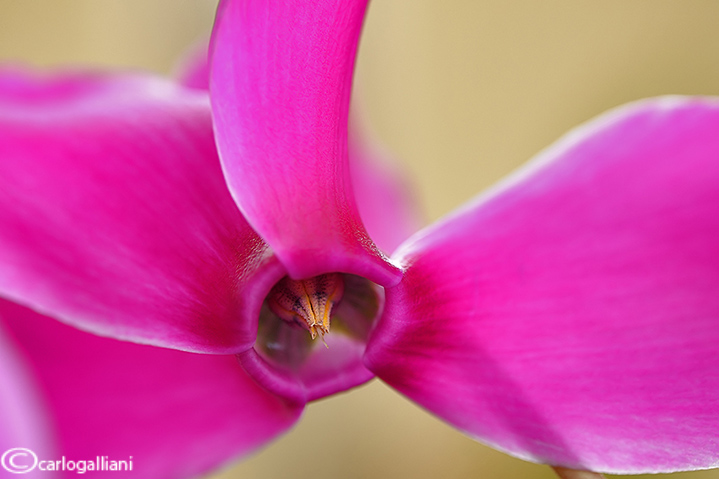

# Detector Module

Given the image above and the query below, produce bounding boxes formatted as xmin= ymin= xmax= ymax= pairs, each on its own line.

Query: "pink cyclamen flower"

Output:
xmin=1 ymin=0 xmax=719 ymax=478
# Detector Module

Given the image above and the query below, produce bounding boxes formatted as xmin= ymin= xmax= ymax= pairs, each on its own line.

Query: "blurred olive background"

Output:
xmin=2 ymin=1 xmax=719 ymax=479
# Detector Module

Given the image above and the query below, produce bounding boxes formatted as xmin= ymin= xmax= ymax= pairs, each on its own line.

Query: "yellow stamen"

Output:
xmin=267 ymin=273 xmax=345 ymax=341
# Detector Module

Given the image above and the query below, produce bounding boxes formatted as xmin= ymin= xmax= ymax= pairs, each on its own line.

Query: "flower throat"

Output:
xmin=266 ymin=273 xmax=345 ymax=341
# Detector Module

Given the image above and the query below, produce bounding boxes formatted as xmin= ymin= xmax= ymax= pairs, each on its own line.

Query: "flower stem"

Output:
xmin=551 ymin=466 xmax=607 ymax=479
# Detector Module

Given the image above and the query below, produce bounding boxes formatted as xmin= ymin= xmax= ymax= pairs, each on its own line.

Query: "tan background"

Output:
xmin=2 ymin=1 xmax=719 ymax=478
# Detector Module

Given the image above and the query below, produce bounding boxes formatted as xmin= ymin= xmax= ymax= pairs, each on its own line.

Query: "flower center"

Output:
xmin=254 ymin=273 xmax=382 ymax=382
xmin=266 ymin=273 xmax=345 ymax=340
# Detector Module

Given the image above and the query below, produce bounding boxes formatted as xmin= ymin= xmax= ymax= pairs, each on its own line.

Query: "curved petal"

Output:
xmin=349 ymin=115 xmax=423 ymax=254
xmin=179 ymin=36 xmax=421 ymax=256
xmin=1 ymin=298 xmax=302 ymax=479
xmin=0 ymin=323 xmax=57 ymax=475
xmin=209 ymin=0 xmax=401 ymax=286
xmin=366 ymin=97 xmax=719 ymax=473
xmin=174 ymin=39 xmax=210 ymax=91
xmin=0 ymin=67 xmax=281 ymax=354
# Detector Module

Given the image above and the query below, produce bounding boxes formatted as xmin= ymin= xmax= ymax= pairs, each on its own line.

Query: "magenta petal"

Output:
xmin=366 ymin=98 xmax=719 ymax=473
xmin=181 ymin=29 xmax=419 ymax=256
xmin=0 ymin=322 xmax=56 ymax=471
xmin=2 ymin=299 xmax=302 ymax=478
xmin=210 ymin=0 xmax=400 ymax=286
xmin=0 ymin=68 xmax=281 ymax=353
xmin=174 ymin=40 xmax=210 ymax=91
xmin=349 ymin=118 xmax=422 ymax=254
xmin=178 ymin=35 xmax=420 ymax=254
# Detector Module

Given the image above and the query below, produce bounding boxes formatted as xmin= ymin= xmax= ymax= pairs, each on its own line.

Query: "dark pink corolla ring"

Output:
xmin=1 ymin=1 xmax=718 ymax=478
